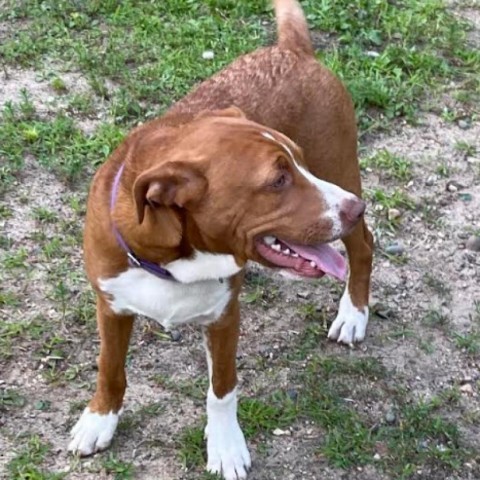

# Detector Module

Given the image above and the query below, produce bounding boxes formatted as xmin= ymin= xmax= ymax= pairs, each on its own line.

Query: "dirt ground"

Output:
xmin=1 ymin=3 xmax=479 ymax=480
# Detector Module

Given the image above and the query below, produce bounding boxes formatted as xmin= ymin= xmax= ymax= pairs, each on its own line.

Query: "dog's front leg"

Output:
xmin=69 ymin=295 xmax=134 ymax=456
xmin=203 ymin=298 xmax=251 ymax=480
xmin=328 ymin=219 xmax=374 ymax=344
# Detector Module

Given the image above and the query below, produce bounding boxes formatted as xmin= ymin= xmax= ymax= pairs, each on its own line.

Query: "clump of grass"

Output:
xmin=362 ymin=149 xmax=413 ymax=181
xmin=7 ymin=435 xmax=65 ymax=480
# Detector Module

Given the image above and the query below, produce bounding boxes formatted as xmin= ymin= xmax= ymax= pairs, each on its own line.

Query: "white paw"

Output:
xmin=68 ymin=407 xmax=119 ymax=456
xmin=206 ymin=421 xmax=251 ymax=480
xmin=205 ymin=389 xmax=251 ymax=479
xmin=328 ymin=290 xmax=368 ymax=344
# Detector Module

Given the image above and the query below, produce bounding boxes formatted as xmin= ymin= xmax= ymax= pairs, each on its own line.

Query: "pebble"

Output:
xmin=385 ymin=410 xmax=396 ymax=424
xmin=170 ymin=330 xmax=182 ymax=342
xmin=425 ymin=175 xmax=436 ymax=186
xmin=202 ymin=50 xmax=215 ymax=60
xmin=458 ymin=119 xmax=470 ymax=129
xmin=446 ymin=180 xmax=464 ymax=192
xmin=297 ymin=290 xmax=310 ymax=299
xmin=387 ymin=208 xmax=401 ymax=220
xmin=373 ymin=453 xmax=381 ymax=461
xmin=273 ymin=428 xmax=291 ymax=436
xmin=385 ymin=242 xmax=404 ymax=255
xmin=460 ymin=383 xmax=473 ymax=395
xmin=466 ymin=236 xmax=480 ymax=252
xmin=287 ymin=389 xmax=298 ymax=402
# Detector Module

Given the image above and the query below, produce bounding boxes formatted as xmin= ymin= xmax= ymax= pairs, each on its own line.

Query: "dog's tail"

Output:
xmin=273 ymin=0 xmax=313 ymax=55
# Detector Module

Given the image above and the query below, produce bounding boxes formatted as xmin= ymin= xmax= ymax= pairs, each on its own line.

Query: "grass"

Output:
xmin=7 ymin=435 xmax=65 ymax=480
xmin=361 ymin=149 xmax=413 ymax=181
xmin=101 ymin=453 xmax=135 ymax=480
xmin=298 ymin=355 xmax=469 ymax=477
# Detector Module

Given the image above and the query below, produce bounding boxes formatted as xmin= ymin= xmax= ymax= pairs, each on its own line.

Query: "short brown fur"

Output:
xmin=77 ymin=0 xmax=373 ymax=463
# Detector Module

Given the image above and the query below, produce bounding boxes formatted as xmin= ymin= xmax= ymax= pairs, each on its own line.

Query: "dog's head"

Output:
xmin=131 ymin=107 xmax=365 ymax=280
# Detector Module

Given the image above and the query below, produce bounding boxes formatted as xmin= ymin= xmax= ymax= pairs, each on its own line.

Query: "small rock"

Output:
xmin=425 ymin=176 xmax=436 ymax=186
xmin=458 ymin=119 xmax=470 ymax=129
xmin=373 ymin=453 xmax=381 ymax=461
xmin=466 ymin=236 xmax=480 ymax=252
xmin=297 ymin=290 xmax=310 ymax=299
xmin=170 ymin=330 xmax=182 ymax=342
xmin=387 ymin=208 xmax=401 ymax=220
xmin=385 ymin=242 xmax=404 ymax=256
xmin=385 ymin=410 xmax=396 ymax=424
xmin=202 ymin=50 xmax=215 ymax=60
xmin=460 ymin=383 xmax=473 ymax=395
xmin=446 ymin=180 xmax=464 ymax=192
xmin=365 ymin=50 xmax=380 ymax=57
xmin=287 ymin=389 xmax=298 ymax=402
xmin=273 ymin=428 xmax=290 ymax=436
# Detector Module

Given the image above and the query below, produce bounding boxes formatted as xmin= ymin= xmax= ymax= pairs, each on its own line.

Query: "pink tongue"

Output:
xmin=283 ymin=241 xmax=347 ymax=281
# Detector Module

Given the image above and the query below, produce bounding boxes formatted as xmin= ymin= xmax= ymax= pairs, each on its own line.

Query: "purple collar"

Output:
xmin=110 ymin=163 xmax=176 ymax=281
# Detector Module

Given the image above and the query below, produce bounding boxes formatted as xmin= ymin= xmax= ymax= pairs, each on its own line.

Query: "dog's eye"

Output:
xmin=272 ymin=174 xmax=287 ymax=189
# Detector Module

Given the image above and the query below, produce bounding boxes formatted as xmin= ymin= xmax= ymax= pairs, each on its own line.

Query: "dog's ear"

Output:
xmin=133 ymin=162 xmax=208 ymax=224
xmin=196 ymin=106 xmax=247 ymax=120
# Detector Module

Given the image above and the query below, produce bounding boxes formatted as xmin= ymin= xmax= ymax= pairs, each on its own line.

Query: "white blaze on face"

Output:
xmin=261 ymin=131 xmax=357 ymax=237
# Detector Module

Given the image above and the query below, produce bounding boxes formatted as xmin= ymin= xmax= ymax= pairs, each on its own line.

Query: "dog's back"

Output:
xmin=165 ymin=0 xmax=358 ymax=193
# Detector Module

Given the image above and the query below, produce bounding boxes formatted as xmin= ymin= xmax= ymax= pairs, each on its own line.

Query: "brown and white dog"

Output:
xmin=68 ymin=1 xmax=373 ymax=478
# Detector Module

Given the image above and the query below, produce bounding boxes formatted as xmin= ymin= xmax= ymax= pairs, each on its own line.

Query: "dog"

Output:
xmin=68 ymin=1 xmax=373 ymax=478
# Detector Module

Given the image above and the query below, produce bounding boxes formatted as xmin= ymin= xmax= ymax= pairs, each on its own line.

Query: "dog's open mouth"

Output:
xmin=255 ymin=236 xmax=347 ymax=281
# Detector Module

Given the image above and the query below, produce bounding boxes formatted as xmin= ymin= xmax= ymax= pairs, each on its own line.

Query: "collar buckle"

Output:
xmin=127 ymin=251 xmax=141 ymax=267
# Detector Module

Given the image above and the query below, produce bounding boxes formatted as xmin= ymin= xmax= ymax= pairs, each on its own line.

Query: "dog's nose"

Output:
xmin=340 ymin=197 xmax=366 ymax=224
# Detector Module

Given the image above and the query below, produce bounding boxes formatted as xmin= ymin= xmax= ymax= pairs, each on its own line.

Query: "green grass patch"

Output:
xmin=361 ymin=149 xmax=413 ymax=181
xmin=7 ymin=435 xmax=65 ymax=480
xmin=0 ymin=102 xmax=125 ymax=186
xmin=101 ymin=453 xmax=135 ymax=480
xmin=297 ymin=355 xmax=469 ymax=477
xmin=308 ymin=0 xmax=480 ymax=128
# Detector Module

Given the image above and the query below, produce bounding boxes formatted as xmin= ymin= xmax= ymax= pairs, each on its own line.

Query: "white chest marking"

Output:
xmin=99 ymin=252 xmax=241 ymax=329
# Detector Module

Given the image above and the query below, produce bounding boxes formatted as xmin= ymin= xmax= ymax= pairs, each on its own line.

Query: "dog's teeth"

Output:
xmin=264 ymin=235 xmax=276 ymax=245
xmin=272 ymin=244 xmax=281 ymax=252
xmin=283 ymin=248 xmax=290 ymax=255
xmin=291 ymin=253 xmax=299 ymax=258
xmin=310 ymin=261 xmax=317 ymax=268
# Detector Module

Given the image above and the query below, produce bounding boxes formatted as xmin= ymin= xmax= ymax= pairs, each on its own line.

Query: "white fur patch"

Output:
xmin=166 ymin=251 xmax=242 ymax=283
xmin=205 ymin=388 xmax=251 ymax=480
xmin=328 ymin=288 xmax=368 ymax=344
xmin=68 ymin=408 xmax=119 ymax=456
xmin=100 ymin=268 xmax=231 ymax=330
xmin=296 ymin=164 xmax=356 ymax=238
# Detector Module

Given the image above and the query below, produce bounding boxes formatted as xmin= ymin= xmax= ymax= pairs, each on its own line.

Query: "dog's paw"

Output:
xmin=205 ymin=420 xmax=251 ymax=480
xmin=328 ymin=291 xmax=368 ymax=344
xmin=68 ymin=407 xmax=119 ymax=456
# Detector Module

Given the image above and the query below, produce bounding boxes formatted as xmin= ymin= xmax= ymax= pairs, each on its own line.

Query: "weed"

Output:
xmin=2 ymin=248 xmax=29 ymax=269
xmin=102 ymin=453 xmax=135 ymax=480
xmin=362 ymin=149 xmax=412 ymax=181
xmin=32 ymin=207 xmax=58 ymax=224
xmin=454 ymin=331 xmax=480 ymax=356
xmin=0 ymin=388 xmax=26 ymax=411
xmin=178 ymin=424 xmax=206 ymax=469
xmin=422 ymin=309 xmax=450 ymax=329
xmin=7 ymin=435 xmax=65 ymax=480
xmin=238 ymin=394 xmax=297 ymax=438
xmin=455 ymin=140 xmax=477 ymax=157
